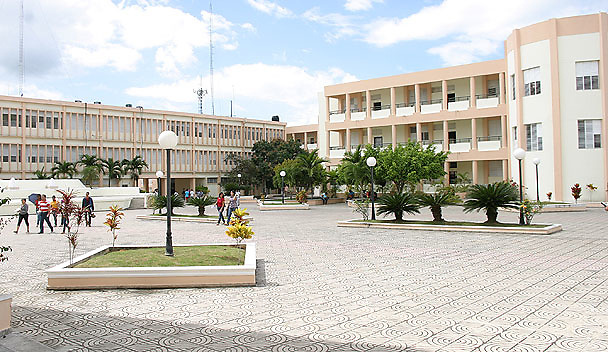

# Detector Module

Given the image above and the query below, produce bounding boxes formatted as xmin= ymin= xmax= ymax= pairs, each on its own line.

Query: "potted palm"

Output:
xmin=463 ymin=182 xmax=519 ymax=224
xmin=377 ymin=192 xmax=420 ymax=221
xmin=187 ymin=195 xmax=215 ymax=216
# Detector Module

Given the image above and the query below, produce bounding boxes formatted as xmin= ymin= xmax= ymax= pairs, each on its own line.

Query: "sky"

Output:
xmin=0 ymin=0 xmax=605 ymax=126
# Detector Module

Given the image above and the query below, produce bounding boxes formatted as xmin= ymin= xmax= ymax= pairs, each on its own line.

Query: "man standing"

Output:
xmin=38 ymin=195 xmax=53 ymax=234
xmin=82 ymin=192 xmax=95 ymax=227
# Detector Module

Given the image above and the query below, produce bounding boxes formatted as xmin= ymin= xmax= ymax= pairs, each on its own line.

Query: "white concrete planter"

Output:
xmin=337 ymin=219 xmax=562 ymax=235
xmin=46 ymin=243 xmax=256 ymax=290
xmin=504 ymin=203 xmax=587 ymax=213
xmin=448 ymin=100 xmax=470 ymax=111
xmin=136 ymin=215 xmax=253 ymax=223
xmin=259 ymin=203 xmax=309 ymax=211
xmin=0 ymin=295 xmax=11 ymax=337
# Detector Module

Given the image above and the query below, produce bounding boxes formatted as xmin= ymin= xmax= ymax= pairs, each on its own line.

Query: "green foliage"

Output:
xmin=296 ymin=190 xmax=307 ymax=204
xmin=122 ymin=156 xmax=148 ymax=186
xmin=80 ymin=165 xmax=100 ymax=186
xmin=520 ymin=199 xmax=544 ymax=225
xmin=222 ymin=183 xmax=240 ymax=194
xmin=150 ymin=194 xmax=185 ymax=215
xmin=453 ymin=172 xmax=472 ymax=193
xmin=463 ymin=182 xmax=520 ymax=224
xmin=353 ymin=199 xmax=370 ymax=221
xmin=416 ymin=188 xmax=461 ymax=222
xmin=101 ymin=158 xmax=124 ymax=187
xmin=295 ymin=149 xmax=327 ymax=192
xmin=195 ymin=185 xmax=210 ymax=194
xmin=78 ymin=155 xmax=102 ymax=185
xmin=376 ymin=141 xmax=449 ymax=193
xmin=571 ymin=183 xmax=582 ymax=203
xmin=187 ymin=195 xmax=215 ymax=216
xmin=377 ymin=192 xmax=420 ymax=221
xmin=51 ymin=161 xmax=77 ymax=179
xmin=273 ymin=159 xmax=301 ymax=189
xmin=34 ymin=167 xmax=50 ymax=179
xmin=337 ymin=145 xmax=370 ymax=196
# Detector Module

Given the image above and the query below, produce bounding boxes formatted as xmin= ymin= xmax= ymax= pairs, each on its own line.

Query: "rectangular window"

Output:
xmin=10 ymin=109 xmax=17 ymax=127
xmin=578 ymin=120 xmax=602 ymax=149
xmin=53 ymin=112 xmax=60 ymax=129
xmin=1 ymin=108 xmax=8 ymax=126
xmin=510 ymin=74 xmax=516 ymax=100
xmin=525 ymin=123 xmax=543 ymax=151
xmin=575 ymin=61 xmax=599 ymax=90
xmin=523 ymin=67 xmax=541 ymax=96
xmin=512 ymin=126 xmax=517 ymax=146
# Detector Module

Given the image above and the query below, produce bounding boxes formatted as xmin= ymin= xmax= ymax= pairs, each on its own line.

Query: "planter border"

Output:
xmin=338 ymin=220 xmax=562 ymax=235
xmin=0 ymin=294 xmax=11 ymax=337
xmin=46 ymin=243 xmax=256 ymax=290
xmin=136 ymin=215 xmax=253 ymax=223
xmin=258 ymin=203 xmax=310 ymax=211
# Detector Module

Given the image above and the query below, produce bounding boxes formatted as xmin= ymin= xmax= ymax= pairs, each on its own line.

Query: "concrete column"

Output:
xmin=426 ymin=86 xmax=432 ymax=104
xmin=346 ymin=128 xmax=351 ymax=151
xmin=443 ymin=120 xmax=449 ymax=148
xmin=501 ymin=115 xmax=508 ymax=149
xmin=365 ymin=90 xmax=371 ymax=119
xmin=359 ymin=129 xmax=364 ymax=145
xmin=326 ymin=131 xmax=330 ymax=158
xmin=367 ymin=127 xmax=373 ymax=145
xmin=390 ymin=87 xmax=396 ymax=116
xmin=144 ymin=178 xmax=150 ymax=192
xmin=442 ymin=80 xmax=448 ymax=110
xmin=416 ymin=122 xmax=422 ymax=142
xmin=444 ymin=162 xmax=450 ymax=186
xmin=470 ymin=76 xmax=476 ymax=108
xmin=325 ymin=96 xmax=330 ymax=122
xmin=345 ymin=92 xmax=351 ymax=121
xmin=471 ymin=118 xmax=478 ymax=150
xmin=190 ymin=178 xmax=196 ymax=191
xmin=502 ymin=159 xmax=509 ymax=181
xmin=472 ymin=160 xmax=479 ymax=184
xmin=499 ymin=72 xmax=506 ymax=104
xmin=391 ymin=125 xmax=397 ymax=149
xmin=404 ymin=87 xmax=409 ymax=106
xmin=414 ymin=84 xmax=421 ymax=113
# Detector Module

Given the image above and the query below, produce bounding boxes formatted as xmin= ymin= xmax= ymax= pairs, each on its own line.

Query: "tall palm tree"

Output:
xmin=338 ymin=145 xmax=368 ymax=196
xmin=101 ymin=158 xmax=124 ymax=187
xmin=295 ymin=150 xmax=327 ymax=192
xmin=122 ymin=156 xmax=148 ymax=187
xmin=51 ymin=161 xmax=76 ymax=179
xmin=78 ymin=154 xmax=101 ymax=185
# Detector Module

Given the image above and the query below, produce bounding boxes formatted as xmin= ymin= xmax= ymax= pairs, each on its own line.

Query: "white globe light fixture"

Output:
xmin=279 ymin=171 xmax=286 ymax=177
xmin=532 ymin=158 xmax=540 ymax=165
xmin=366 ymin=157 xmax=377 ymax=220
xmin=513 ymin=147 xmax=525 ymax=224
xmin=532 ymin=158 xmax=541 ymax=202
xmin=155 ymin=170 xmax=164 ymax=178
xmin=366 ymin=156 xmax=377 ymax=167
xmin=158 ymin=130 xmax=177 ymax=257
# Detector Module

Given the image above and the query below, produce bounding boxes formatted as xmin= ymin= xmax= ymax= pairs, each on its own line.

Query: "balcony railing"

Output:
xmin=329 ymin=109 xmax=346 ymax=115
xmin=476 ymin=93 xmax=499 ymax=99
xmin=451 ymin=138 xmax=472 ymax=143
xmin=395 ymin=102 xmax=416 ymax=108
xmin=329 ymin=146 xmax=345 ymax=150
xmin=372 ymin=104 xmax=391 ymax=111
xmin=420 ymin=98 xmax=443 ymax=105
xmin=477 ymin=136 xmax=501 ymax=142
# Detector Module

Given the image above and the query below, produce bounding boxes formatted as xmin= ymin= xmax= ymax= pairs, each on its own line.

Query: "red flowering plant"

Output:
xmin=104 ymin=205 xmax=124 ymax=247
xmin=571 ymin=183 xmax=582 ymax=204
xmin=57 ymin=189 xmax=86 ymax=264
xmin=546 ymin=192 xmax=552 ymax=201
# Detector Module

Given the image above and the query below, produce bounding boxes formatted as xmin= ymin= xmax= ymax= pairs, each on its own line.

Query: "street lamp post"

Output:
xmin=280 ymin=170 xmax=286 ymax=204
xmin=155 ymin=170 xmax=163 ymax=196
xmin=158 ymin=130 xmax=178 ymax=256
xmin=513 ymin=148 xmax=526 ymax=225
xmin=366 ymin=156 xmax=377 ymax=220
xmin=533 ymin=158 xmax=540 ymax=202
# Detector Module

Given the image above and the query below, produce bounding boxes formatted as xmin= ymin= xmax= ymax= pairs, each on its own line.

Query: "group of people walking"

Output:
xmin=216 ymin=190 xmax=240 ymax=225
xmin=14 ymin=192 xmax=94 ymax=234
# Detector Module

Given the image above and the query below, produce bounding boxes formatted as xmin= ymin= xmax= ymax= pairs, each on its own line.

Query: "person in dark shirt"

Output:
xmin=82 ymin=192 xmax=95 ymax=227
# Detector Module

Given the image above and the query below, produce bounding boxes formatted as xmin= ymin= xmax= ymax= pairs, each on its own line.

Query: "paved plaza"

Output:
xmin=1 ymin=203 xmax=607 ymax=351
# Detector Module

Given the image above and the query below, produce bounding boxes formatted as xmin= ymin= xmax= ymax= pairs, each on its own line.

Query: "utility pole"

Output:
xmin=209 ymin=1 xmax=215 ymax=115
xmin=19 ymin=0 xmax=24 ymax=97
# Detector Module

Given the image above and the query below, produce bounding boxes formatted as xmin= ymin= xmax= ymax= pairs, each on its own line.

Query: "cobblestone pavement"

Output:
xmin=1 ymin=203 xmax=607 ymax=351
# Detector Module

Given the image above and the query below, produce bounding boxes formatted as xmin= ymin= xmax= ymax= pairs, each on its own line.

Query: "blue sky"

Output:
xmin=0 ymin=0 xmax=605 ymax=125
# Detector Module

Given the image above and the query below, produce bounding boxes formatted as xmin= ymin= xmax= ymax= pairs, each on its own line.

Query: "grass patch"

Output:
xmin=73 ymin=245 xmax=245 ymax=268
xmin=151 ymin=213 xmax=218 ymax=218
xmin=351 ymin=219 xmax=547 ymax=228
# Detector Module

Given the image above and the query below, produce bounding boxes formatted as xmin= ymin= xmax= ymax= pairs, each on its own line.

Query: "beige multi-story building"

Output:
xmin=0 ymin=96 xmax=286 ymax=194
xmin=287 ymin=13 xmax=608 ymax=202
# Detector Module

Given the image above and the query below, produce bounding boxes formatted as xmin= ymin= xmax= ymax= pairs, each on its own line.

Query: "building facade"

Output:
xmin=0 ymin=96 xmax=285 ymax=195
xmin=287 ymin=13 xmax=608 ymax=202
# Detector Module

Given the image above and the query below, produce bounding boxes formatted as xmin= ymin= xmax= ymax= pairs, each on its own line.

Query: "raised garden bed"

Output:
xmin=504 ymin=203 xmax=586 ymax=213
xmin=46 ymin=243 xmax=256 ymax=290
xmin=258 ymin=202 xmax=309 ymax=211
xmin=136 ymin=214 xmax=252 ymax=223
xmin=307 ymin=198 xmax=345 ymax=205
xmin=338 ymin=219 xmax=561 ymax=235
xmin=0 ymin=295 xmax=11 ymax=337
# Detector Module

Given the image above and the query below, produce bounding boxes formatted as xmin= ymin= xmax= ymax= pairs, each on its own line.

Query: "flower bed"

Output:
xmin=46 ymin=243 xmax=256 ymax=290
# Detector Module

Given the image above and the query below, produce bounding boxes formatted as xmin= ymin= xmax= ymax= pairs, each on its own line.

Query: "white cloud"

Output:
xmin=302 ymin=7 xmax=358 ymax=42
xmin=246 ymin=0 xmax=293 ymax=18
xmin=363 ymin=0 xmax=604 ymax=65
xmin=241 ymin=23 xmax=256 ymax=32
xmin=125 ymin=63 xmax=357 ymax=125
xmin=344 ymin=0 xmax=383 ymax=12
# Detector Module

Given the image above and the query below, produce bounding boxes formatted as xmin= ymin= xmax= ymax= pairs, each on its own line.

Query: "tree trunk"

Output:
xmin=395 ymin=211 xmax=403 ymax=222
xmin=198 ymin=206 xmax=205 ymax=216
xmin=486 ymin=207 xmax=498 ymax=223
xmin=431 ymin=206 xmax=443 ymax=222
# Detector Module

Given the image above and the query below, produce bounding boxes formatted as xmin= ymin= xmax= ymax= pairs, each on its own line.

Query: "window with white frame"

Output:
xmin=512 ymin=126 xmax=517 ymax=145
xmin=578 ymin=120 xmax=601 ymax=149
xmin=523 ymin=67 xmax=541 ymax=96
xmin=525 ymin=123 xmax=542 ymax=151
xmin=575 ymin=61 xmax=599 ymax=90
xmin=510 ymin=74 xmax=516 ymax=100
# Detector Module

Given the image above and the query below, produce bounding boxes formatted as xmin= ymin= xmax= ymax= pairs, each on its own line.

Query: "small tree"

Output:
xmin=571 ymin=183 xmax=582 ymax=204
xmin=34 ymin=167 xmax=50 ymax=179
xmin=187 ymin=196 xmax=215 ymax=216
xmin=296 ymin=190 xmax=307 ymax=204
xmin=57 ymin=189 xmax=86 ymax=264
xmin=225 ymin=208 xmax=254 ymax=244
xmin=463 ymin=182 xmax=519 ymax=224
xmin=377 ymin=193 xmax=420 ymax=221
xmin=520 ymin=199 xmax=544 ymax=225
xmin=416 ymin=188 xmax=461 ymax=222
xmin=149 ymin=194 xmax=185 ymax=215
xmin=587 ymin=183 xmax=597 ymax=202
xmin=103 ymin=205 xmax=124 ymax=247
xmin=353 ymin=199 xmax=370 ymax=221
xmin=546 ymin=192 xmax=552 ymax=201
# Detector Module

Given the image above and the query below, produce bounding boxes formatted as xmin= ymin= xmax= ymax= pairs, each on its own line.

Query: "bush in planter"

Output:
xmin=463 ymin=182 xmax=519 ymax=224
xmin=520 ymin=199 xmax=544 ymax=225
xmin=377 ymin=192 xmax=420 ymax=222
xmin=149 ymin=194 xmax=185 ymax=215
xmin=571 ymin=183 xmax=582 ymax=204
xmin=353 ymin=199 xmax=370 ymax=221
xmin=416 ymin=188 xmax=461 ymax=222
xmin=226 ymin=208 xmax=254 ymax=244
xmin=296 ymin=190 xmax=307 ymax=204
xmin=187 ymin=196 xmax=215 ymax=216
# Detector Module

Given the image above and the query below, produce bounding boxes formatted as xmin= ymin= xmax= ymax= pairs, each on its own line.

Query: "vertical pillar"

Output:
xmin=325 ymin=96 xmax=330 ymax=122
xmin=599 ymin=12 xmax=608 ymax=201
xmin=472 ymin=160 xmax=479 ymax=184
xmin=20 ymin=105 xmax=26 ymax=179
xmin=426 ymin=86 xmax=432 ymax=104
xmin=444 ymin=162 xmax=450 ymax=186
xmin=502 ymin=159 xmax=509 ymax=181
xmin=414 ymin=84 xmax=421 ymax=113
xmin=144 ymin=178 xmax=150 ymax=192
xmin=416 ymin=122 xmax=422 ymax=142
xmin=365 ymin=90 xmax=371 ymax=120
xmin=304 ymin=132 xmax=308 ymax=149
xmin=501 ymin=115 xmax=508 ymax=149
xmin=443 ymin=120 xmax=449 ymax=149
xmin=359 ymin=129 xmax=364 ymax=145
xmin=471 ymin=118 xmax=477 ymax=150
xmin=442 ymin=80 xmax=448 ymax=110
xmin=404 ymin=87 xmax=409 ymax=106
xmin=345 ymin=128 xmax=351 ymax=151
xmin=470 ymin=76 xmax=476 ymax=108
xmin=367 ymin=127 xmax=373 ymax=145
xmin=499 ymin=72 xmax=506 ymax=104
xmin=391 ymin=125 xmax=397 ymax=149
xmin=190 ymin=177 xmax=196 ymax=191
xmin=326 ymin=131 xmax=330 ymax=158
xmin=345 ymin=93 xmax=351 ymax=121
xmin=390 ymin=87 xmax=396 ymax=116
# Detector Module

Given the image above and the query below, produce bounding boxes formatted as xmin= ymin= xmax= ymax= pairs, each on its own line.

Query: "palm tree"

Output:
xmin=122 ymin=156 xmax=148 ymax=187
xmin=187 ymin=196 xmax=215 ymax=216
xmin=338 ymin=145 xmax=368 ymax=197
xmin=34 ymin=167 xmax=50 ymax=179
xmin=51 ymin=161 xmax=76 ymax=179
xmin=150 ymin=194 xmax=185 ymax=215
xmin=377 ymin=192 xmax=420 ymax=221
xmin=100 ymin=158 xmax=124 ymax=187
xmin=295 ymin=149 xmax=328 ymax=192
xmin=463 ymin=182 xmax=519 ymax=224
xmin=78 ymin=154 xmax=101 ymax=185
xmin=416 ymin=188 xmax=461 ymax=222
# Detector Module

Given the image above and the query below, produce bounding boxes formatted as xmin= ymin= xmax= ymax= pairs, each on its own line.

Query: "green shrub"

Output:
xmin=377 ymin=192 xmax=420 ymax=221
xmin=296 ymin=190 xmax=307 ymax=204
xmin=149 ymin=194 xmax=185 ymax=215
xmin=463 ymin=182 xmax=519 ymax=224
xmin=416 ymin=188 xmax=461 ymax=222
xmin=187 ymin=196 xmax=215 ymax=216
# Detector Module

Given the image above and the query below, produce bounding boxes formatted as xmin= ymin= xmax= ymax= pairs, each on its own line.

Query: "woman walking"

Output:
xmin=14 ymin=199 xmax=30 ymax=234
xmin=216 ymin=192 xmax=226 ymax=225
xmin=226 ymin=191 xmax=238 ymax=224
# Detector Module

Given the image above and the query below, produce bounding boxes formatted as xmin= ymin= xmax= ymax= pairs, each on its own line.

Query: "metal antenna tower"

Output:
xmin=209 ymin=1 xmax=215 ymax=115
xmin=19 ymin=0 xmax=24 ymax=97
xmin=193 ymin=76 xmax=208 ymax=114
